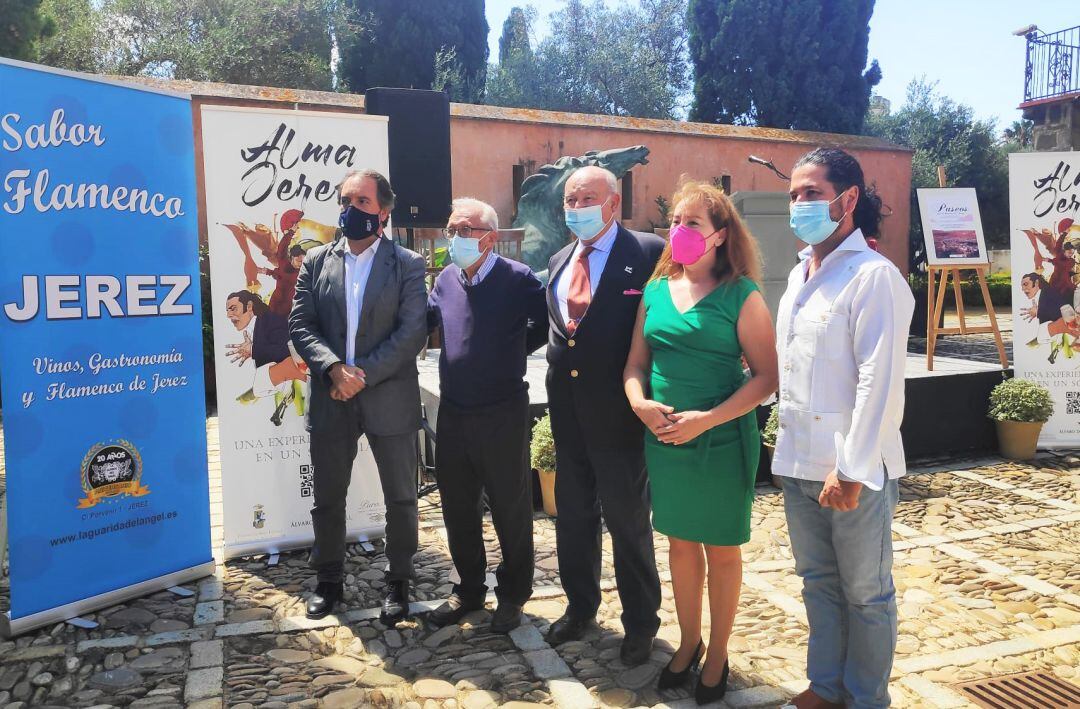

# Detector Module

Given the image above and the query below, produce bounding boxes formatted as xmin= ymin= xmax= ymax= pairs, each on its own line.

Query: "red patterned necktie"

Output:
xmin=566 ymin=246 xmax=595 ymax=334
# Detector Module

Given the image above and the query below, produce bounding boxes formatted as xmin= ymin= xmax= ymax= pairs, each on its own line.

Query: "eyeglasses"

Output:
xmin=442 ymin=227 xmax=493 ymax=239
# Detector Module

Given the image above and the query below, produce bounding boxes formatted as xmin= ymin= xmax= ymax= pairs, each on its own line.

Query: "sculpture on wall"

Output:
xmin=512 ymin=145 xmax=650 ymax=274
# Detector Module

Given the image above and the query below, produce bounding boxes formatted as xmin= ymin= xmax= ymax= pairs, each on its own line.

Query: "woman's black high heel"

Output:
xmin=657 ymin=639 xmax=704 ymax=690
xmin=694 ymin=658 xmax=729 ymax=705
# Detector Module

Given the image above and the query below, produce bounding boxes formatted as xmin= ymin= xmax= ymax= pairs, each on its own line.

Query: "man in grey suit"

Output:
xmin=290 ymin=169 xmax=427 ymax=623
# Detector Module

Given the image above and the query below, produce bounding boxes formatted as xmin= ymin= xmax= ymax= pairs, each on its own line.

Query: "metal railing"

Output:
xmin=1024 ymin=25 xmax=1080 ymax=102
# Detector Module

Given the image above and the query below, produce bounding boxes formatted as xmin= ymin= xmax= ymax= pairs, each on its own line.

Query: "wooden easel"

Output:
xmin=925 ymin=167 xmax=1008 ymax=370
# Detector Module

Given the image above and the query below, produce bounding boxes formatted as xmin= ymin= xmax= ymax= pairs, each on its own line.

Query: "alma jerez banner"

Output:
xmin=1010 ymin=151 xmax=1080 ymax=446
xmin=199 ymin=105 xmax=389 ymax=558
xmin=0 ymin=59 xmax=213 ymax=636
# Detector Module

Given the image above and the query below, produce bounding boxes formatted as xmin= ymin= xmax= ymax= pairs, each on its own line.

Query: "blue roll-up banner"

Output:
xmin=0 ymin=59 xmax=214 ymax=636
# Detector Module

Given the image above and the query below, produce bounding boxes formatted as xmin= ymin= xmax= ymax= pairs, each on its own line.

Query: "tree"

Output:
xmin=31 ymin=0 xmax=352 ymax=90
xmin=865 ymin=78 xmax=1013 ymax=266
xmin=486 ymin=0 xmax=690 ymax=120
xmin=1003 ymin=119 xmax=1034 ymax=149
xmin=689 ymin=0 xmax=881 ymax=134
xmin=338 ymin=0 xmax=488 ymax=102
xmin=1 ymin=0 xmax=54 ymax=60
xmin=498 ymin=6 xmax=532 ymax=65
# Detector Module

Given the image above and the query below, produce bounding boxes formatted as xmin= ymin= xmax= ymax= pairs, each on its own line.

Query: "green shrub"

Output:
xmin=908 ymin=271 xmax=1011 ymax=308
xmin=988 ymin=378 xmax=1054 ymax=423
xmin=531 ymin=413 xmax=556 ymax=471
xmin=761 ymin=403 xmax=779 ymax=447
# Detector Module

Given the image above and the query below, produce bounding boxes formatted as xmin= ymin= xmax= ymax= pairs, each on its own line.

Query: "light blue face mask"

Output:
xmin=789 ymin=192 xmax=848 ymax=245
xmin=565 ymin=198 xmax=611 ymax=240
xmin=448 ymin=235 xmax=485 ymax=270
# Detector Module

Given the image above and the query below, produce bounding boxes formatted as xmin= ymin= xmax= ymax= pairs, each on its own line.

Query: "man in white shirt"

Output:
xmin=774 ymin=149 xmax=914 ymax=709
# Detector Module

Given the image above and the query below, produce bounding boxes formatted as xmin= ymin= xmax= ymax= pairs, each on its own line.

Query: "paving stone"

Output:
xmin=461 ymin=690 xmax=500 ymax=709
xmin=359 ymin=667 xmax=407 ymax=687
xmin=322 ymin=688 xmax=366 ymax=708
xmin=424 ymin=625 xmax=462 ymax=648
xmin=88 ymin=668 xmax=142 ymax=691
xmin=106 ymin=607 xmax=158 ymax=629
xmin=185 ymin=666 xmax=223 ymax=701
xmin=265 ymin=649 xmax=312 ymax=664
xmin=414 ymin=678 xmax=456 ymax=699
xmin=129 ymin=647 xmax=185 ymax=671
xmin=311 ymin=656 xmax=366 ymax=675
xmin=191 ymin=640 xmax=224 ymax=669
xmin=194 ymin=601 xmax=225 ymax=626
xmin=509 ymin=624 xmax=547 ymax=651
xmin=615 ymin=663 xmax=660 ymax=690
xmin=227 ymin=607 xmax=273 ymax=623
xmin=549 ymin=677 xmax=597 ymax=707
xmin=396 ymin=648 xmax=433 ymax=666
xmin=524 ymin=648 xmax=571 ymax=680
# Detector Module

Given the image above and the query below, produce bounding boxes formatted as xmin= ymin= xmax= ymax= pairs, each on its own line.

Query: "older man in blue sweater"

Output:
xmin=426 ymin=197 xmax=548 ymax=633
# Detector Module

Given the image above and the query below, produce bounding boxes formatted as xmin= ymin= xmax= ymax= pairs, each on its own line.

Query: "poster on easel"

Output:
xmin=198 ymin=104 xmax=389 ymax=558
xmin=0 ymin=59 xmax=213 ymax=637
xmin=1009 ymin=151 xmax=1080 ymax=447
xmin=917 ymin=187 xmax=990 ymax=266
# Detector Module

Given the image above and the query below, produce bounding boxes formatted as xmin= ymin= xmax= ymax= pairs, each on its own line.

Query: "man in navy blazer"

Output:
xmin=544 ymin=166 xmax=665 ymax=666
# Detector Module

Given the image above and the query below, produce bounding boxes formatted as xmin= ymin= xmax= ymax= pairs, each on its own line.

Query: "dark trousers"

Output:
xmin=309 ymin=399 xmax=418 ymax=584
xmin=550 ymin=406 xmax=661 ymax=636
xmin=435 ymin=392 xmax=534 ymax=606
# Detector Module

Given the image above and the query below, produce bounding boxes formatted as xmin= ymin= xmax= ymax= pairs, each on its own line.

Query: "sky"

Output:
xmin=484 ymin=0 xmax=1079 ymax=130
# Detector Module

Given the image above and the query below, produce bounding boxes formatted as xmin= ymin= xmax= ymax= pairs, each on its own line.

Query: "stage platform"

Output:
xmin=418 ymin=345 xmax=1010 ymax=463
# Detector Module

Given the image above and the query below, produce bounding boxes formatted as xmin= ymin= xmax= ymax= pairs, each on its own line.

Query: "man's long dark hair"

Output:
xmin=794 ymin=148 xmax=884 ymax=238
xmin=228 ymin=290 xmax=269 ymax=316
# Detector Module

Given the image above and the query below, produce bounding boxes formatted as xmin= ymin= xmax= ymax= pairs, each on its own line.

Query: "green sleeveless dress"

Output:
xmin=642 ymin=276 xmax=760 ymax=546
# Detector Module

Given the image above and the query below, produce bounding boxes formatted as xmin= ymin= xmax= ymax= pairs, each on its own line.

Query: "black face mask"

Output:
xmin=339 ymin=205 xmax=381 ymax=241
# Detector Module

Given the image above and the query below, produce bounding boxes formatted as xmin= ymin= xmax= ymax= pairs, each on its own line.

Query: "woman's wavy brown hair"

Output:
xmin=649 ymin=179 xmax=763 ymax=285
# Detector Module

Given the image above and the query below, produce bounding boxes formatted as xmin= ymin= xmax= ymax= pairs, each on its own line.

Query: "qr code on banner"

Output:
xmin=300 ymin=465 xmax=314 ymax=498
xmin=1068 ymin=392 xmax=1080 ymax=416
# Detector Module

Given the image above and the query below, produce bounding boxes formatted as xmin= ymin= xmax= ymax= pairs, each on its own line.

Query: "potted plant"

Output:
xmin=531 ymin=413 xmax=558 ymax=516
xmin=761 ymin=403 xmax=779 ymax=451
xmin=760 ymin=403 xmax=781 ymax=488
xmin=988 ymin=378 xmax=1054 ymax=460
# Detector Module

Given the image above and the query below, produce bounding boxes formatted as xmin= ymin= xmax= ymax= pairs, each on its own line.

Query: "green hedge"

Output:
xmin=909 ymin=271 xmax=1011 ymax=308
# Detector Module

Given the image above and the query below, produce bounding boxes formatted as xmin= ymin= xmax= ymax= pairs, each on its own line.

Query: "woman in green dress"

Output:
xmin=624 ymin=181 xmax=778 ymax=703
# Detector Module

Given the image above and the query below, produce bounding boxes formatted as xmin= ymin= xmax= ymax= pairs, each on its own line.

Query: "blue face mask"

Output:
xmin=448 ymin=235 xmax=486 ymax=270
xmin=789 ymin=193 xmax=847 ymax=245
xmin=565 ymin=198 xmax=611 ymax=240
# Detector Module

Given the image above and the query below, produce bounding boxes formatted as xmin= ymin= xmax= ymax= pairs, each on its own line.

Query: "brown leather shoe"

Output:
xmin=786 ymin=688 xmax=845 ymax=709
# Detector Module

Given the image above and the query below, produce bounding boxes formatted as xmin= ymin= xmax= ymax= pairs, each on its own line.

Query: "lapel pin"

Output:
xmin=625 ymin=266 xmax=633 ymax=274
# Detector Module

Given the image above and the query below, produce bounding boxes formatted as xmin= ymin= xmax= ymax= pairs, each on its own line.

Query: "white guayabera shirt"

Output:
xmin=772 ymin=229 xmax=915 ymax=491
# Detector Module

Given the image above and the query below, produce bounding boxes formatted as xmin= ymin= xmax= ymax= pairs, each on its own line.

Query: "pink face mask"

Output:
xmin=669 ymin=224 xmax=716 ymax=265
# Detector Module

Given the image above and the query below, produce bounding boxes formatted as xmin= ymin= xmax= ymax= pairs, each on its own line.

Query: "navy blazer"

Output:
xmin=545 ymin=224 xmax=665 ymax=444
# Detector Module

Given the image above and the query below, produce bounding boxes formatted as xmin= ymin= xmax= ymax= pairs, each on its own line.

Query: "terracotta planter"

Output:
xmin=995 ymin=420 xmax=1044 ymax=460
xmin=537 ymin=468 xmax=557 ymax=517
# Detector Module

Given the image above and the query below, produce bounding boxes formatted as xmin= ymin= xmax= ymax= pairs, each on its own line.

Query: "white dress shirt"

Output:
xmin=554 ymin=219 xmax=619 ymax=328
xmin=460 ymin=250 xmax=498 ymax=286
xmin=242 ymin=315 xmax=277 ymax=397
xmin=1024 ymin=288 xmax=1053 ymax=344
xmin=773 ymin=229 xmax=915 ymax=490
xmin=344 ymin=237 xmax=383 ymax=366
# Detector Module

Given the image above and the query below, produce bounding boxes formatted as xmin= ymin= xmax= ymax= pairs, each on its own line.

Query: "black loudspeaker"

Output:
xmin=364 ymin=87 xmax=452 ymax=229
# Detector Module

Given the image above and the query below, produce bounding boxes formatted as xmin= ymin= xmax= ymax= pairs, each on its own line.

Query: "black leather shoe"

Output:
xmin=427 ymin=594 xmax=483 ymax=628
xmin=658 ymin=639 xmax=704 ymax=689
xmin=546 ymin=612 xmax=595 ymax=645
xmin=695 ymin=659 xmax=729 ymax=705
xmin=379 ymin=580 xmax=411 ymax=625
xmin=620 ymin=633 xmax=654 ymax=666
xmin=306 ymin=581 xmax=343 ymax=620
xmin=489 ymin=603 xmax=522 ymax=634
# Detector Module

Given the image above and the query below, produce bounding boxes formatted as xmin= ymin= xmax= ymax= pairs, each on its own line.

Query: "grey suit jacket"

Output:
xmin=289 ymin=236 xmax=427 ymax=437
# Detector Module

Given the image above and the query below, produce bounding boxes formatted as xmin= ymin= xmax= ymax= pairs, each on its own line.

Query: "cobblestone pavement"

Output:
xmin=908 ymin=307 xmax=1015 ymax=366
xmin=2 ymin=418 xmax=1080 ymax=708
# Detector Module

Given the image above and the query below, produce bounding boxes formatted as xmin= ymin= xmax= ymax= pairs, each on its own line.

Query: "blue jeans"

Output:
xmin=780 ymin=476 xmax=899 ymax=709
